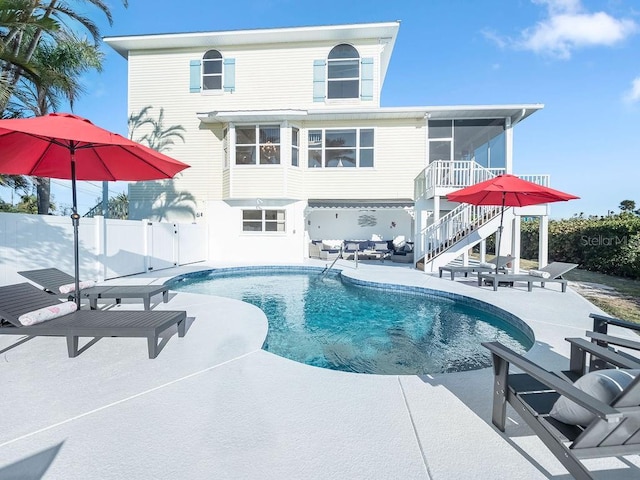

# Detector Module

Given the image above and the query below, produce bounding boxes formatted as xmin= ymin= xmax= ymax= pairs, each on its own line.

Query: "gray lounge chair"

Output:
xmin=477 ymin=261 xmax=578 ymax=292
xmin=0 ymin=283 xmax=186 ymax=358
xmin=483 ymin=341 xmax=640 ymax=479
xmin=438 ymin=255 xmax=514 ymax=280
xmin=19 ymin=268 xmax=169 ymax=310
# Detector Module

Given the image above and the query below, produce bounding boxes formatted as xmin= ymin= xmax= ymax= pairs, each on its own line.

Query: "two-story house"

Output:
xmin=105 ymin=21 xmax=548 ymax=270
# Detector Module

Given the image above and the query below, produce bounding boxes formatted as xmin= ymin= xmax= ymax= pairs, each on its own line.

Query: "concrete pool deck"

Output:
xmin=1 ymin=259 xmax=639 ymax=479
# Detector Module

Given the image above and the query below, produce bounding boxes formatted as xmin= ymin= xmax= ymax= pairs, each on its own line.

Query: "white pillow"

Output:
xmin=321 ymin=239 xmax=342 ymax=250
xmin=549 ymin=369 xmax=639 ymax=426
xmin=478 ymin=262 xmax=496 ymax=269
xmin=18 ymin=301 xmax=78 ymax=326
xmin=59 ymin=280 xmax=96 ymax=294
xmin=529 ymin=269 xmax=551 ymax=279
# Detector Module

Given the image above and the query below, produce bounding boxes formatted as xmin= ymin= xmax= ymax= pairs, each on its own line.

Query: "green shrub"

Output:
xmin=520 ymin=215 xmax=640 ymax=279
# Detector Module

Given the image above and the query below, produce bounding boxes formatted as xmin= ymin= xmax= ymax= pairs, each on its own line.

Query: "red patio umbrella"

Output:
xmin=0 ymin=113 xmax=190 ymax=306
xmin=447 ymin=174 xmax=579 ymax=270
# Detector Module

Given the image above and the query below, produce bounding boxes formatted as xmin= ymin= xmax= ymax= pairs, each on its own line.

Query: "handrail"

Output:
xmin=417 ymin=203 xmax=502 ymax=263
xmin=320 ymin=246 xmax=342 ymax=279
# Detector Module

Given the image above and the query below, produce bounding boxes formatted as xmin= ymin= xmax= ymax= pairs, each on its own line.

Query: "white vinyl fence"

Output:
xmin=0 ymin=212 xmax=208 ymax=286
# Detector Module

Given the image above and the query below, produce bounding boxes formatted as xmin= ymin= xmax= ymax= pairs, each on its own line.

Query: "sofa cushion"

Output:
xmin=345 ymin=242 xmax=359 ymax=251
xmin=374 ymin=242 xmax=389 ymax=251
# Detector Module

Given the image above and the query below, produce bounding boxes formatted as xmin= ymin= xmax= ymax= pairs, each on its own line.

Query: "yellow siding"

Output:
xmin=126 ymin=39 xmax=409 ymax=214
xmin=301 ymin=119 xmax=426 ymax=199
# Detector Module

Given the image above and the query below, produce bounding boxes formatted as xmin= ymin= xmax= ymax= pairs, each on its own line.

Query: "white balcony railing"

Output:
xmin=414 ymin=160 xmax=550 ymax=200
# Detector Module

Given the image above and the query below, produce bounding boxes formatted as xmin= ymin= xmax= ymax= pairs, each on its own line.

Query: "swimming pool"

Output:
xmin=168 ymin=267 xmax=533 ymax=375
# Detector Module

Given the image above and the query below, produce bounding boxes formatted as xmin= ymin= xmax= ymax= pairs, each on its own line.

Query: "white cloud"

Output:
xmin=489 ymin=0 xmax=638 ymax=59
xmin=532 ymin=0 xmax=582 ymax=15
xmin=623 ymin=77 xmax=640 ymax=103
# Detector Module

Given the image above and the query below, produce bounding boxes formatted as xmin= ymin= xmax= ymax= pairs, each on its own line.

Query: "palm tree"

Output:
xmin=9 ymin=31 xmax=104 ymax=213
xmin=108 ymin=192 xmax=128 ymax=219
xmin=0 ymin=0 xmax=127 ymax=112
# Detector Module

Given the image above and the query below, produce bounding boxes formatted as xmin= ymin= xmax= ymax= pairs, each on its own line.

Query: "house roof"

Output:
xmin=196 ymin=104 xmax=544 ymax=125
xmin=104 ymin=21 xmax=400 ymax=84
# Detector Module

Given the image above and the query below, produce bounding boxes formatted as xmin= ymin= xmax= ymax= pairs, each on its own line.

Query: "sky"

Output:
xmin=40 ymin=0 xmax=640 ymax=219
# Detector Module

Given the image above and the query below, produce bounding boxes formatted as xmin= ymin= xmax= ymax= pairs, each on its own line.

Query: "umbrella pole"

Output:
xmin=70 ymin=148 xmax=81 ymax=309
xmin=495 ymin=193 xmax=506 ymax=275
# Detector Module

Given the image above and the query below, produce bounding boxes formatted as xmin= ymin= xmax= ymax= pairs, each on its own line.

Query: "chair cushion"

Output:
xmin=529 ymin=269 xmax=551 ymax=279
xmin=59 ymin=280 xmax=96 ymax=294
xmin=345 ymin=242 xmax=359 ymax=251
xmin=18 ymin=301 xmax=78 ymax=326
xmin=374 ymin=242 xmax=388 ymax=251
xmin=478 ymin=262 xmax=496 ymax=269
xmin=549 ymin=369 xmax=639 ymax=426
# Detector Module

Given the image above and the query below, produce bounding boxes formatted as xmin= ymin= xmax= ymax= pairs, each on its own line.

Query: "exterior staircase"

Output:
xmin=415 ymin=203 xmax=515 ymax=272
xmin=413 ymin=161 xmax=548 ymax=272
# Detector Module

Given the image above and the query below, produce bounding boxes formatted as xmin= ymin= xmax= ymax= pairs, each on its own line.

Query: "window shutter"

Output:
xmin=189 ymin=60 xmax=201 ymax=93
xmin=223 ymin=58 xmax=236 ymax=92
xmin=360 ymin=57 xmax=374 ymax=101
xmin=313 ymin=59 xmax=326 ymax=102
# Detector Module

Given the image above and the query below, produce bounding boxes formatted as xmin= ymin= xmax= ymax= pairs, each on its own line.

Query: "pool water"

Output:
xmin=170 ymin=269 xmax=532 ymax=375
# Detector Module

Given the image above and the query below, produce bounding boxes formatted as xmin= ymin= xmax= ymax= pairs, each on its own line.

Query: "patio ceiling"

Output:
xmin=307 ymin=199 xmax=414 ymax=210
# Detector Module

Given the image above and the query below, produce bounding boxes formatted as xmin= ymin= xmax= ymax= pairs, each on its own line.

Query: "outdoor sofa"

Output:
xmin=0 ymin=282 xmax=186 ymax=358
xmin=343 ymin=240 xmax=392 ymax=260
xmin=438 ymin=255 xmax=514 ymax=280
xmin=19 ymin=268 xmax=170 ymax=310
xmin=477 ymin=261 xmax=578 ymax=292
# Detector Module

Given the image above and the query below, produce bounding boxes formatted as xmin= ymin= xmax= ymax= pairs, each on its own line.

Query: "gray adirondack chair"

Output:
xmin=483 ymin=341 xmax=640 ymax=480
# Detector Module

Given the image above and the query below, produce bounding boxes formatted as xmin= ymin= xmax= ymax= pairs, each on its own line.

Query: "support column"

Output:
xmin=432 ymin=195 xmax=440 ymax=224
xmin=504 ymin=116 xmax=513 ymax=174
xmin=511 ymin=215 xmax=521 ymax=273
xmin=479 ymin=239 xmax=487 ymax=263
xmin=539 ymin=215 xmax=549 ymax=268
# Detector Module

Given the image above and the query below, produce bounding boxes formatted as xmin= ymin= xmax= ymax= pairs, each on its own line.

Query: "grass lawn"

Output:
xmin=519 ymin=258 xmax=640 ymax=323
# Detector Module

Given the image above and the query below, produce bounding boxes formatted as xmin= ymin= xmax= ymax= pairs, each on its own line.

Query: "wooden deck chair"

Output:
xmin=438 ymin=255 xmax=515 ymax=281
xmin=478 ymin=261 xmax=578 ymax=292
xmin=483 ymin=341 xmax=640 ymax=480
xmin=19 ymin=268 xmax=169 ymax=310
xmin=0 ymin=283 xmax=186 ymax=358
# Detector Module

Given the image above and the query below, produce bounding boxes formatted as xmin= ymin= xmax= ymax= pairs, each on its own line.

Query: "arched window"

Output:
xmin=202 ymin=50 xmax=222 ymax=90
xmin=327 ymin=44 xmax=359 ymax=99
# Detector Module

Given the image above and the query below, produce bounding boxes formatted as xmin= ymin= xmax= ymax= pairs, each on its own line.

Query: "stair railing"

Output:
xmin=418 ymin=203 xmax=503 ymax=264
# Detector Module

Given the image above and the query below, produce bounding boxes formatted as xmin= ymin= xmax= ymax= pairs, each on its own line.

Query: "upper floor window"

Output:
xmin=327 ymin=44 xmax=360 ymax=99
xmin=203 ymin=50 xmax=222 ymax=90
xmin=235 ymin=125 xmax=281 ymax=165
xmin=291 ymin=128 xmax=299 ymax=167
xmin=308 ymin=128 xmax=374 ymax=168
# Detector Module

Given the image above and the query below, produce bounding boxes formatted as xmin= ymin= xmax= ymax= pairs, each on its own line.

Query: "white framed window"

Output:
xmin=202 ymin=50 xmax=222 ymax=91
xmin=291 ymin=127 xmax=299 ymax=167
xmin=235 ymin=125 xmax=281 ymax=165
xmin=307 ymin=128 xmax=374 ymax=168
xmin=327 ymin=44 xmax=360 ymax=99
xmin=242 ymin=209 xmax=286 ymax=232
